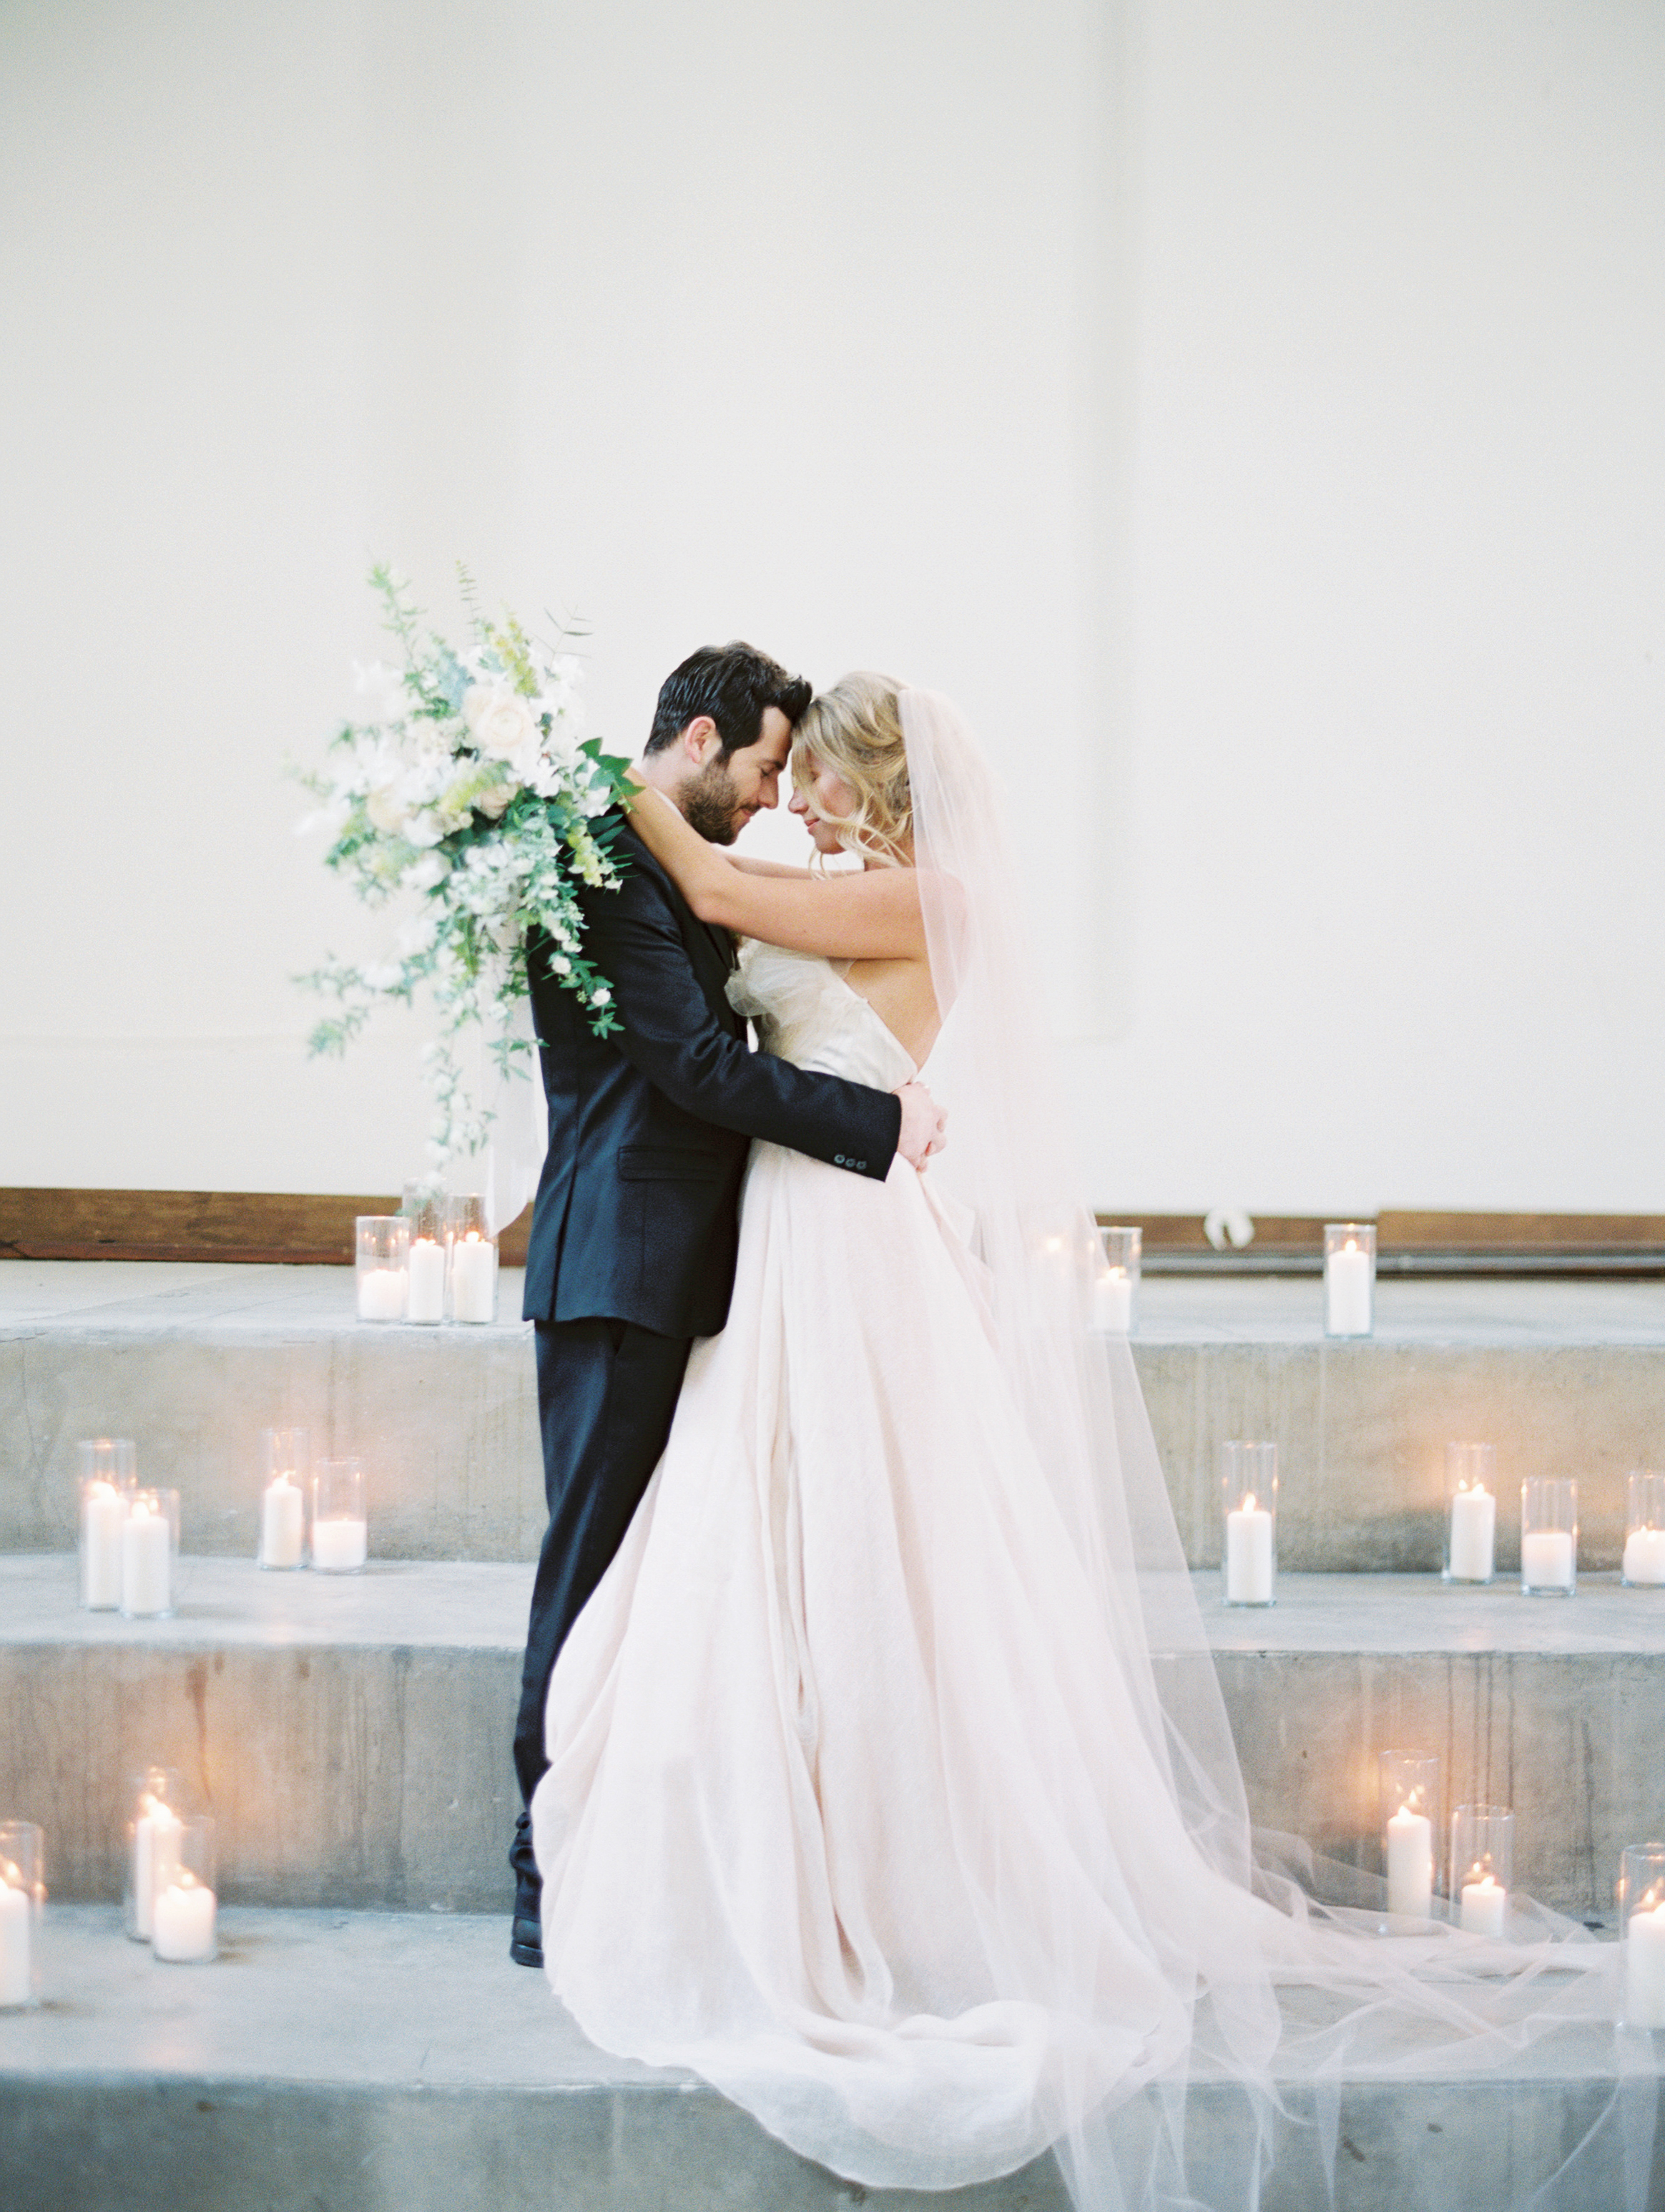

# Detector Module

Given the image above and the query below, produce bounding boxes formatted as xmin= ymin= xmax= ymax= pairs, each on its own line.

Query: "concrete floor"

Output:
xmin=6 ymin=1258 xmax=1665 ymax=1346
xmin=7 ymin=1554 xmax=1665 ymax=1660
xmin=0 ymin=1553 xmax=532 ymax=1650
xmin=3 ymin=1907 xmax=1656 ymax=2212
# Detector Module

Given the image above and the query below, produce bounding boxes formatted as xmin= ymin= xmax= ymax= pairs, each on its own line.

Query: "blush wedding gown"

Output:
xmin=531 ymin=694 xmax=1628 ymax=2212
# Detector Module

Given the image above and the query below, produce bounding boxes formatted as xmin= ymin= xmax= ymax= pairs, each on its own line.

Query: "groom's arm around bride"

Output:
xmin=507 ymin=641 xmax=941 ymax=1966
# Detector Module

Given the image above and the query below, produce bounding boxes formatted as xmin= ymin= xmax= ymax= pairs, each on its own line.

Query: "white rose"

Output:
xmin=406 ymin=851 xmax=451 ymax=891
xmin=476 ymin=778 xmax=516 ymax=819
xmin=463 ymin=685 xmax=537 ymax=760
xmin=365 ymin=783 xmax=410 ymax=835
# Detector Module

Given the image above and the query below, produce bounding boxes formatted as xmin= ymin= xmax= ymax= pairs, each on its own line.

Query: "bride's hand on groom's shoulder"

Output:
xmin=895 ymin=1082 xmax=947 ymax=1172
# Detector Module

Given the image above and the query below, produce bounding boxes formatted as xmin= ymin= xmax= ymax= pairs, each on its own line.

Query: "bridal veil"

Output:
xmin=898 ymin=687 xmax=1644 ymax=2212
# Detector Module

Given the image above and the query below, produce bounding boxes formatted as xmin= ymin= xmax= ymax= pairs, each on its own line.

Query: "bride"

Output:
xmin=530 ymin=679 xmax=1622 ymax=2211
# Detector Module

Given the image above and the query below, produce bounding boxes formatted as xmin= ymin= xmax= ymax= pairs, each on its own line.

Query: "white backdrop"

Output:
xmin=2 ymin=0 xmax=1661 ymax=1213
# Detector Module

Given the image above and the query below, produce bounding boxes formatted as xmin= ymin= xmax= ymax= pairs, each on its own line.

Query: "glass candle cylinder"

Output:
xmin=1443 ymin=1442 xmax=1498 ymax=1585
xmin=0 ymin=1823 xmax=43 ymax=2010
xmin=1093 ymin=1225 xmax=1141 ymax=1336
xmin=124 ymin=1767 xmax=187 ymax=1941
xmin=447 ymin=1195 xmax=498 ymax=1324
xmin=1521 ymin=1477 xmax=1578 ymax=1596
xmin=403 ymin=1188 xmax=448 ymax=1326
xmin=257 ymin=1427 xmax=309 ymax=1570
xmin=78 ymin=1437 xmax=137 ymax=1610
xmin=1324 ymin=1223 xmax=1375 ymax=1338
xmin=1451 ymin=1804 xmax=1513 ymax=1937
xmin=311 ymin=1459 xmax=368 ymax=1574
xmin=1221 ymin=1442 xmax=1277 ymax=1607
xmin=355 ymin=1215 xmax=409 ymax=1322
xmin=1621 ymin=1843 xmax=1665 ymax=2028
xmin=120 ymin=1488 xmax=178 ymax=1619
xmin=152 ymin=1815 xmax=217 ymax=1964
xmin=1623 ymin=1472 xmax=1665 ymax=1589
xmin=1380 ymin=1751 xmax=1440 ymax=1922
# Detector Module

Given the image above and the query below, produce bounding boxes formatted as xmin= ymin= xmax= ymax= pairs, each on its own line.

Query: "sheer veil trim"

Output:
xmin=898 ymin=689 xmax=1638 ymax=2212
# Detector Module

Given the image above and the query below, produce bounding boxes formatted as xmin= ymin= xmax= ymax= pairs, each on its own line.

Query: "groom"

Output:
xmin=509 ymin=641 xmax=945 ymax=1965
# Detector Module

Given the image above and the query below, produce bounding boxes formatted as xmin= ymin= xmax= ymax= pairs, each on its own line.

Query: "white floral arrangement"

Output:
xmin=296 ymin=566 xmax=629 ymax=1168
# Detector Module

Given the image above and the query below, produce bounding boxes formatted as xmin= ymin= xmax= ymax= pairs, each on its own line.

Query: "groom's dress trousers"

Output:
xmin=511 ymin=818 xmax=903 ymax=1867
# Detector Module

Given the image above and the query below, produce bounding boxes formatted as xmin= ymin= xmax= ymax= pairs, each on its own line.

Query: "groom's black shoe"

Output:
xmin=511 ymin=1875 xmax=544 ymax=1969
xmin=509 ymin=1810 xmax=544 ymax=1967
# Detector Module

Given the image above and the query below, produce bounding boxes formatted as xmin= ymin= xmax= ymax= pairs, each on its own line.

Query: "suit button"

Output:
xmin=855 ymin=1161 xmax=866 ymax=1171
xmin=833 ymin=1154 xmax=845 ymax=1166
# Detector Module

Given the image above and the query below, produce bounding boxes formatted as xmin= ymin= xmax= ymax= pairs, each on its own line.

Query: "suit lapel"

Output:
xmin=619 ymin=823 xmax=739 ymax=1024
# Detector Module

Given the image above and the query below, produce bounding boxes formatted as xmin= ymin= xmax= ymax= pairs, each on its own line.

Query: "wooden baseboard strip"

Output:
xmin=4 ymin=1193 xmax=1661 ymax=1273
xmin=0 ymin=1190 xmax=531 ymax=1269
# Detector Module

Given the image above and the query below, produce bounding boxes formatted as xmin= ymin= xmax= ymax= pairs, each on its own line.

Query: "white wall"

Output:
xmin=2 ymin=0 xmax=1661 ymax=1211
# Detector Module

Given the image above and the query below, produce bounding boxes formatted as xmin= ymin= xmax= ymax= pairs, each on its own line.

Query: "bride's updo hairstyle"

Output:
xmin=790 ymin=672 xmax=913 ymax=866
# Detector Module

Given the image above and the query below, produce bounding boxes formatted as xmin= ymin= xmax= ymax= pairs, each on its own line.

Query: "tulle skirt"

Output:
xmin=531 ymin=1142 xmax=1631 ymax=2208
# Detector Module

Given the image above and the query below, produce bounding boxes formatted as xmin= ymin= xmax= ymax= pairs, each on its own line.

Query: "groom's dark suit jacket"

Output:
xmin=521 ymin=817 xmax=903 ymax=1340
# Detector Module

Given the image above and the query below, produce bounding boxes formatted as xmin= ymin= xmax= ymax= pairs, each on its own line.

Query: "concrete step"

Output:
xmin=5 ymin=1558 xmax=1665 ymax=1920
xmin=1 ymin=1905 xmax=1658 ymax=2212
xmin=8 ymin=1263 xmax=1665 ymax=1570
xmin=0 ymin=1555 xmax=527 ymax=1912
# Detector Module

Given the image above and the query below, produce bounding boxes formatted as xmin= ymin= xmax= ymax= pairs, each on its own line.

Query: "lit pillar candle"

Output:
xmin=450 ymin=1233 xmax=497 ymax=1323
xmin=260 ymin=1475 xmax=304 ymax=1569
xmin=1459 ymin=1871 xmax=1508 ymax=1938
xmin=357 ymin=1267 xmax=408 ymax=1321
xmin=152 ymin=1871 xmax=216 ymax=1963
xmin=1093 ymin=1269 xmax=1132 ymax=1333
xmin=132 ymin=1798 xmax=182 ymax=1941
xmin=121 ymin=1500 xmax=171 ymax=1616
xmin=1623 ymin=1527 xmax=1665 ymax=1586
xmin=81 ymin=1482 xmax=125 ymax=1607
xmin=406 ymin=1237 xmax=446 ymax=1323
xmin=1225 ymin=1494 xmax=1274 ymax=1604
xmin=0 ymin=1864 xmax=29 ymax=2007
xmin=1325 ymin=1240 xmax=1372 ymax=1334
xmin=1448 ymin=1485 xmax=1495 ymax=1582
xmin=1386 ymin=1803 xmax=1433 ymax=1919
xmin=1626 ymin=1902 xmax=1665 ymax=2028
xmin=311 ymin=1519 xmax=368 ymax=1573
xmin=1521 ymin=1529 xmax=1575 ymax=1590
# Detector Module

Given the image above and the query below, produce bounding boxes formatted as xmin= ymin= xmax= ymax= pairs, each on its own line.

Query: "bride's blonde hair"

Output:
xmin=791 ymin=672 xmax=912 ymax=866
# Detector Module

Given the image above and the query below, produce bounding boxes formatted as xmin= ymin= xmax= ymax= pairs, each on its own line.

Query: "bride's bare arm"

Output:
xmin=727 ymin=856 xmax=813 ymax=879
xmin=624 ymin=785 xmax=925 ymax=959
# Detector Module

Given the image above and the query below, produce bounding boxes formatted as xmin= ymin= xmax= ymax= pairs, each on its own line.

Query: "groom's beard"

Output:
xmin=681 ymin=760 xmax=746 ymax=846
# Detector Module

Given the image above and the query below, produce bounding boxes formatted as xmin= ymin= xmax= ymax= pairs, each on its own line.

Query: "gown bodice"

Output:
xmin=727 ymin=940 xmax=916 ymax=1090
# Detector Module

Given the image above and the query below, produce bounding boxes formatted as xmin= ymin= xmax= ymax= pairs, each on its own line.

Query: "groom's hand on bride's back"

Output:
xmin=895 ymin=1082 xmax=947 ymax=1171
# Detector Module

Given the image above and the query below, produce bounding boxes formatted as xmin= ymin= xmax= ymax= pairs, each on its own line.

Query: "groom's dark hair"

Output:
xmin=645 ymin=642 xmax=812 ymax=762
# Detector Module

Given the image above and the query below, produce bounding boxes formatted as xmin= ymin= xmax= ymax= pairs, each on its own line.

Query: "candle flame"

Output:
xmin=0 ymin=1858 xmax=20 ymax=1891
xmin=1467 ymin=1864 xmax=1497 ymax=1889
xmin=1345 ymin=1239 xmax=1358 ymax=1256
xmin=1242 ymin=1493 xmax=1257 ymax=1514
xmin=132 ymin=1499 xmax=154 ymax=1519
xmin=172 ymin=1869 xmax=200 ymax=1892
xmin=1642 ymin=1881 xmax=1665 ymax=1914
